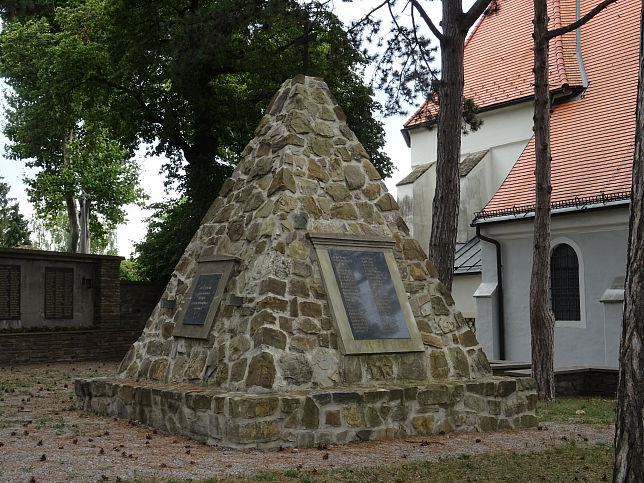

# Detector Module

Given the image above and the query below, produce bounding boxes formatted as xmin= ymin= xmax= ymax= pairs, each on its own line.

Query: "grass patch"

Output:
xmin=537 ymin=397 xmax=616 ymax=425
xmin=216 ymin=444 xmax=613 ymax=482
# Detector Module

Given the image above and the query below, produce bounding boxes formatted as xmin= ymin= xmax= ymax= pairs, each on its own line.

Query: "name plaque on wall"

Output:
xmin=183 ymin=274 xmax=222 ymax=325
xmin=172 ymin=254 xmax=239 ymax=339
xmin=44 ymin=267 xmax=74 ymax=319
xmin=329 ymin=249 xmax=410 ymax=340
xmin=309 ymin=233 xmax=423 ymax=355
xmin=0 ymin=265 xmax=20 ymax=320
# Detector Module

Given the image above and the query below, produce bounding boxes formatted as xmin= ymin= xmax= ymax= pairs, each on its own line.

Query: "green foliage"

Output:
xmin=135 ymin=198 xmax=198 ymax=284
xmin=0 ymin=176 xmax=31 ymax=247
xmin=2 ymin=0 xmax=390 ymax=274
xmin=0 ymin=4 xmax=146 ymax=252
xmin=119 ymin=259 xmax=148 ymax=282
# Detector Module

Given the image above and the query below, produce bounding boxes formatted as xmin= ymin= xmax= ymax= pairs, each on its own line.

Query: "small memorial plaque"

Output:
xmin=172 ymin=255 xmax=239 ymax=339
xmin=0 ymin=265 xmax=20 ymax=320
xmin=183 ymin=274 xmax=222 ymax=325
xmin=309 ymin=233 xmax=423 ymax=355
xmin=329 ymin=249 xmax=410 ymax=340
xmin=44 ymin=267 xmax=74 ymax=319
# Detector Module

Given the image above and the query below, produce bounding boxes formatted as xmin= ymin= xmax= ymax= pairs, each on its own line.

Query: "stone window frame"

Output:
xmin=309 ymin=232 xmax=424 ymax=355
xmin=0 ymin=264 xmax=21 ymax=320
xmin=550 ymin=237 xmax=586 ymax=329
xmin=172 ymin=254 xmax=239 ymax=339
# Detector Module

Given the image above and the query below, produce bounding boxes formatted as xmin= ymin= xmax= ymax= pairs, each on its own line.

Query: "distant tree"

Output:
xmin=2 ymin=0 xmax=391 ymax=279
xmin=30 ymin=210 xmax=119 ymax=254
xmin=613 ymin=3 xmax=644 ymax=480
xmin=0 ymin=176 xmax=30 ymax=247
xmin=0 ymin=11 xmax=146 ymax=253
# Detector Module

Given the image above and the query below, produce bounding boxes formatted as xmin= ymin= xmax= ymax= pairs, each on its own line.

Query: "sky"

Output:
xmin=1 ymin=1 xmax=446 ymax=257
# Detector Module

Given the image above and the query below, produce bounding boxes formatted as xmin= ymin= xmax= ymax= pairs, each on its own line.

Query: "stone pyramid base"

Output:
xmin=75 ymin=377 xmax=537 ymax=449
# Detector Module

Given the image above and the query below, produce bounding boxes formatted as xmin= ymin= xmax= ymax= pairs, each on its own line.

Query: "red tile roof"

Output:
xmin=477 ymin=0 xmax=638 ymax=219
xmin=405 ymin=0 xmax=583 ymax=127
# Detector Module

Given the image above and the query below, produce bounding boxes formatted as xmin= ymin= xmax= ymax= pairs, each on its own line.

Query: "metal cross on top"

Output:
xmin=291 ymin=20 xmax=318 ymax=75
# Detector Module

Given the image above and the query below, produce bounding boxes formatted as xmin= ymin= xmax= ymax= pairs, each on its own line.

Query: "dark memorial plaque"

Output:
xmin=0 ymin=265 xmax=20 ymax=320
xmin=182 ymin=274 xmax=222 ymax=325
xmin=173 ymin=254 xmax=239 ymax=339
xmin=329 ymin=249 xmax=410 ymax=340
xmin=45 ymin=267 xmax=74 ymax=319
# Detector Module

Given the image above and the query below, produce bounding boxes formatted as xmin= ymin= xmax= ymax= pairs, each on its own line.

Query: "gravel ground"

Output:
xmin=0 ymin=361 xmax=614 ymax=482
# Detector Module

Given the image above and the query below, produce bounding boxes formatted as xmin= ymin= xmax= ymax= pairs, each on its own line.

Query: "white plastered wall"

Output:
xmin=477 ymin=208 xmax=628 ymax=367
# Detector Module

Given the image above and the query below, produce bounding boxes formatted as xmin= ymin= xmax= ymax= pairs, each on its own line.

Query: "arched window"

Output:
xmin=550 ymin=244 xmax=581 ymax=321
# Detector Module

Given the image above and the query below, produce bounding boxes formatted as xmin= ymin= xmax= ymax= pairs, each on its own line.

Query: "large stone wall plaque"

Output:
xmin=0 ymin=264 xmax=20 ymax=320
xmin=172 ymin=254 xmax=238 ymax=339
xmin=310 ymin=233 xmax=423 ymax=354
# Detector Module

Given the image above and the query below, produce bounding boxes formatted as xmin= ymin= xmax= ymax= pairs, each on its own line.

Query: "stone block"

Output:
xmin=418 ymin=384 xmax=450 ymax=406
xmin=253 ymin=326 xmax=287 ymax=350
xmin=230 ymin=396 xmax=279 ymax=418
xmin=229 ymin=335 xmax=251 ymax=360
xmin=280 ymin=353 xmax=313 ymax=385
xmin=458 ymin=330 xmax=478 ymax=347
xmin=331 ymin=203 xmax=358 ymax=220
xmin=412 ymin=415 xmax=435 ymax=435
xmin=148 ymin=358 xmax=168 ymax=381
xmin=185 ymin=392 xmax=212 ymax=412
xmin=390 ymin=405 xmax=409 ymax=422
xmin=448 ymin=347 xmax=471 ymax=378
xmin=464 ymin=394 xmax=486 ymax=413
xmin=299 ymin=301 xmax=322 ymax=317
xmin=302 ymin=397 xmax=320 ymax=429
xmin=496 ymin=379 xmax=517 ymax=397
xmin=332 ymin=391 xmax=362 ymax=404
xmin=259 ymin=277 xmax=287 ymax=297
xmin=308 ymin=158 xmax=330 ymax=180
xmin=344 ymin=165 xmax=366 ymax=190
xmin=517 ymin=377 xmax=537 ymax=392
xmin=429 ymin=350 xmax=449 ymax=380
xmin=325 ymin=184 xmax=351 ymax=201
xmin=246 ymin=352 xmax=276 ymax=389
xmin=342 ymin=406 xmax=363 ymax=427
xmin=365 ymin=407 xmax=383 ymax=428
xmin=256 ymin=296 xmax=288 ymax=313
xmin=478 ymin=415 xmax=499 ymax=432
xmin=228 ymin=420 xmax=280 ymax=443
xmin=230 ymin=359 xmax=248 ymax=382
xmin=325 ymin=410 xmax=342 ymax=427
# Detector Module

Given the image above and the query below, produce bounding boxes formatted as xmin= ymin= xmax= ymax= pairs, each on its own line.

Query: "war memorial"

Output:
xmin=76 ymin=76 xmax=537 ymax=449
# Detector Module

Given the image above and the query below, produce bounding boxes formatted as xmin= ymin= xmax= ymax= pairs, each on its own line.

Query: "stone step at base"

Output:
xmin=75 ymin=376 xmax=538 ymax=449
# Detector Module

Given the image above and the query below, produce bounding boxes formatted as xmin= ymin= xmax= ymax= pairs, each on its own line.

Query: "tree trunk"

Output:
xmin=613 ymin=4 xmax=644 ymax=479
xmin=428 ymin=0 xmax=466 ymax=292
xmin=62 ymin=132 xmax=80 ymax=254
xmin=530 ymin=0 xmax=556 ymax=401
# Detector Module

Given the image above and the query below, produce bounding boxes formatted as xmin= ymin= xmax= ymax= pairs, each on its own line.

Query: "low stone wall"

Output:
xmin=0 ymin=329 xmax=141 ymax=364
xmin=76 ymin=376 xmax=538 ymax=449
xmin=505 ymin=367 xmax=618 ymax=397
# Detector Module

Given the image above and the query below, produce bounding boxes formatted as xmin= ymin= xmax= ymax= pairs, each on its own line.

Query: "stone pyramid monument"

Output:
xmin=77 ymin=76 xmax=536 ymax=448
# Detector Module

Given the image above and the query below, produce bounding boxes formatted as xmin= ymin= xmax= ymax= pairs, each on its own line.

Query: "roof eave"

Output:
xmin=472 ymin=197 xmax=630 ymax=226
xmin=402 ymin=85 xmax=583 ymax=131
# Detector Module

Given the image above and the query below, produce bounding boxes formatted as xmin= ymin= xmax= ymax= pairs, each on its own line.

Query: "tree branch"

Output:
xmin=347 ymin=0 xmax=390 ymax=34
xmin=461 ymin=0 xmax=493 ymax=31
xmin=409 ymin=0 xmax=443 ymax=42
xmin=545 ymin=0 xmax=617 ymax=41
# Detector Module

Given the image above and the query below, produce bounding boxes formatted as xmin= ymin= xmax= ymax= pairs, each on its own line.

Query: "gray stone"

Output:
xmin=246 ymin=352 xmax=276 ymax=389
xmin=280 ymin=353 xmax=313 ymax=385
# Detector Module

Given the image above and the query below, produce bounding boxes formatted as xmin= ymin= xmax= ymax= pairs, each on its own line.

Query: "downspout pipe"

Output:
xmin=476 ymin=226 xmax=506 ymax=360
